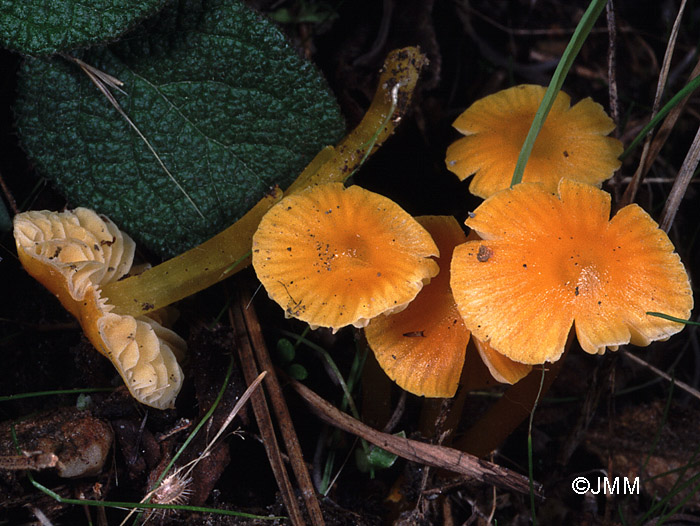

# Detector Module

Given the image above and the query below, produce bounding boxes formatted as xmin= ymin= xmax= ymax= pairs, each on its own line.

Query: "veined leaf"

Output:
xmin=0 ymin=0 xmax=170 ymax=56
xmin=15 ymin=0 xmax=345 ymax=257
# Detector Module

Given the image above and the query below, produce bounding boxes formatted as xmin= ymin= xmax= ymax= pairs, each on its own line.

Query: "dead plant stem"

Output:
xmin=238 ymin=288 xmax=326 ymax=526
xmin=288 ymin=376 xmax=541 ymax=497
xmin=621 ymin=0 xmax=688 ymax=206
xmin=642 ymin=59 xmax=700 ymax=183
xmin=622 ymin=350 xmax=700 ymax=401
xmin=605 ymin=0 xmax=619 ymax=128
xmin=230 ymin=304 xmax=305 ymax=526
xmin=0 ymin=169 xmax=18 ymax=215
xmin=660 ymin=122 xmax=700 ymax=231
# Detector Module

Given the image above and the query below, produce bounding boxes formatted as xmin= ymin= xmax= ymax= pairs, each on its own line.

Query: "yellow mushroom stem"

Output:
xmin=100 ymin=190 xmax=282 ymax=317
xmin=286 ymin=47 xmax=428 ymax=193
xmin=101 ymin=46 xmax=427 ymax=319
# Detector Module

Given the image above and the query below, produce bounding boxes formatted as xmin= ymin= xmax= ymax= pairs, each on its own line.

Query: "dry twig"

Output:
xmin=230 ymin=304 xmax=306 ymax=526
xmin=606 ymin=0 xmax=619 ymax=129
xmin=622 ymin=350 xmax=700 ymax=401
xmin=659 ymin=122 xmax=700 ymax=231
xmin=621 ymin=0 xmax=689 ymax=206
xmin=641 ymin=58 xmax=700 ymax=182
xmin=289 ymin=377 xmax=542 ymax=497
xmin=0 ymin=169 xmax=19 ymax=215
xmin=238 ymin=288 xmax=326 ymax=526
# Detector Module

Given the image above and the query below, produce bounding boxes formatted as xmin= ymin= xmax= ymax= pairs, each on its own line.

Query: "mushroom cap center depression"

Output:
xmin=318 ymin=232 xmax=368 ymax=265
xmin=314 ymin=230 xmax=386 ymax=284
xmin=522 ymin=230 xmax=611 ymax=307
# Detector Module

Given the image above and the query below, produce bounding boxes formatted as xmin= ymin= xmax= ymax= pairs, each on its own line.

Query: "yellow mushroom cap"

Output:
xmin=445 ymin=84 xmax=623 ymax=198
xmin=252 ymin=183 xmax=439 ymax=332
xmin=13 ymin=208 xmax=185 ymax=409
xmin=450 ymin=179 xmax=693 ymax=365
xmin=365 ymin=216 xmax=471 ymax=398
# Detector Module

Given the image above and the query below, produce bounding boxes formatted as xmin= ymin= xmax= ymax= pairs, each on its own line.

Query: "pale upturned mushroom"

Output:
xmin=364 ymin=216 xmax=471 ymax=397
xmin=450 ymin=179 xmax=693 ymax=365
xmin=14 ymin=208 xmax=185 ymax=409
xmin=252 ymin=183 xmax=439 ymax=332
xmin=445 ymin=84 xmax=623 ymax=198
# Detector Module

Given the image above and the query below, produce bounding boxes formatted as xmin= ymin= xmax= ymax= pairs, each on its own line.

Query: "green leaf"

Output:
xmin=355 ymin=431 xmax=404 ymax=473
xmin=276 ymin=338 xmax=296 ymax=364
xmin=0 ymin=0 xmax=170 ymax=56
xmin=15 ymin=0 xmax=345 ymax=257
xmin=287 ymin=363 xmax=308 ymax=381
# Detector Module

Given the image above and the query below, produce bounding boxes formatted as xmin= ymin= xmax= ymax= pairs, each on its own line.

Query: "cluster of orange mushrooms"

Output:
xmin=13 ymin=84 xmax=694 ymax=408
xmin=252 ymin=84 xmax=693 ymax=397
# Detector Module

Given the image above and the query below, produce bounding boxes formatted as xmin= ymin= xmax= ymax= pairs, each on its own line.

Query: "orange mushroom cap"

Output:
xmin=14 ymin=208 xmax=185 ymax=409
xmin=473 ymin=337 xmax=532 ymax=385
xmin=365 ymin=216 xmax=471 ymax=397
xmin=252 ymin=183 xmax=439 ymax=332
xmin=445 ymin=84 xmax=623 ymax=198
xmin=450 ymin=179 xmax=693 ymax=365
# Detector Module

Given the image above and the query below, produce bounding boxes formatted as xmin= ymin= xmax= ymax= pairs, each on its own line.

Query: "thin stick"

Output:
xmin=0 ymin=169 xmax=19 ymax=215
xmin=230 ymin=304 xmax=306 ymax=526
xmin=622 ymin=350 xmax=700 ymax=402
xmin=118 ymin=370 xmax=268 ymax=526
xmin=288 ymin=377 xmax=541 ymax=497
xmin=181 ymin=371 xmax=267 ymax=480
xmin=650 ymin=0 xmax=686 ymax=119
xmin=621 ymin=0 xmax=688 ymax=206
xmin=659 ymin=122 xmax=700 ymax=231
xmin=239 ymin=289 xmax=325 ymax=526
xmin=605 ymin=0 xmax=619 ymax=128
xmin=527 ymin=368 xmax=547 ymax=525
xmin=642 ymin=58 xmax=700 ymax=180
xmin=606 ymin=0 xmax=623 ymax=201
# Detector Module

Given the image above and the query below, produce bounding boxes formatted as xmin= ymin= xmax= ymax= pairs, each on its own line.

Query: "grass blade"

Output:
xmin=511 ymin=0 xmax=608 ymax=187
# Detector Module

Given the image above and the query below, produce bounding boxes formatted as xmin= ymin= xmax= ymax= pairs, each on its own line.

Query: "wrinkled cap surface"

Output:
xmin=446 ymin=84 xmax=623 ymax=198
xmin=450 ymin=179 xmax=693 ymax=364
xmin=14 ymin=208 xmax=185 ymax=409
xmin=252 ymin=183 xmax=439 ymax=332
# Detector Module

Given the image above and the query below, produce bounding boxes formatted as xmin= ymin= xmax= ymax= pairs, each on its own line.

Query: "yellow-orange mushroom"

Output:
xmin=450 ymin=179 xmax=693 ymax=365
xmin=252 ymin=183 xmax=439 ymax=332
xmin=446 ymin=84 xmax=623 ymax=198
xmin=365 ymin=216 xmax=471 ymax=397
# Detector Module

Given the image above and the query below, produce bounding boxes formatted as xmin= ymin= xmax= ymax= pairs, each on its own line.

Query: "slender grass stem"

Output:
xmin=528 ymin=367 xmax=547 ymax=525
xmin=511 ymin=0 xmax=608 ymax=187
